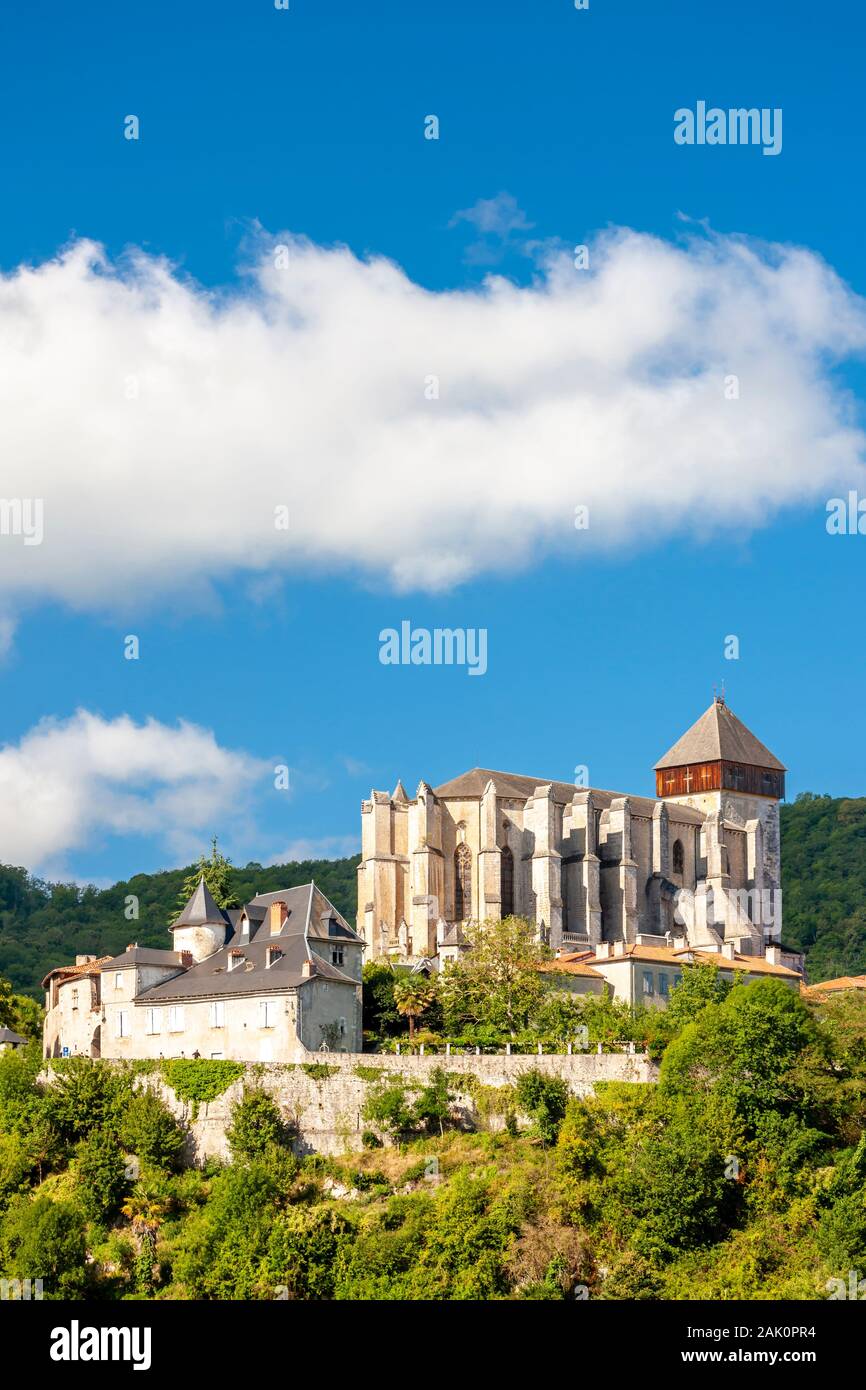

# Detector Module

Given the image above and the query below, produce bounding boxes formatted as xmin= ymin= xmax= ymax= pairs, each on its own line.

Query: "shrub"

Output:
xmin=0 ymin=1196 xmax=88 ymax=1299
xmin=226 ymin=1086 xmax=294 ymax=1161
xmin=514 ymin=1070 xmax=570 ymax=1145
xmin=74 ymin=1131 xmax=128 ymax=1223
xmin=44 ymin=1059 xmax=128 ymax=1142
xmin=119 ymin=1087 xmax=186 ymax=1170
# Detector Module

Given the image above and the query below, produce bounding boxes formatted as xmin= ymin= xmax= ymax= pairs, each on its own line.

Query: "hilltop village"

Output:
xmin=41 ymin=699 xmax=819 ymax=1062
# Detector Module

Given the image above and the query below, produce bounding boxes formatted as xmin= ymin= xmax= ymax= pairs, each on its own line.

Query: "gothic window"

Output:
xmin=672 ymin=839 xmax=684 ymax=876
xmin=454 ymin=844 xmax=472 ymax=921
xmin=500 ymin=845 xmax=514 ymax=918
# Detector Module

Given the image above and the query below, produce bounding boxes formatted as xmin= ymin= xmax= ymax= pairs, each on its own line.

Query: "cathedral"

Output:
xmin=356 ymin=698 xmax=800 ymax=973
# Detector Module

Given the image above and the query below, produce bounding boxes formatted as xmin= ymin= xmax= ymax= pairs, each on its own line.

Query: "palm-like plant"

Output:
xmin=393 ymin=977 xmax=434 ymax=1042
xmin=121 ymin=1187 xmax=168 ymax=1294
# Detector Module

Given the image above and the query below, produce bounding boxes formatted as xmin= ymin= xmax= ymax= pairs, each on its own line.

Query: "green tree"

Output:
xmin=661 ymin=978 xmax=819 ymax=1130
xmin=441 ymin=916 xmax=548 ymax=1037
xmin=666 ymin=961 xmax=732 ymax=1030
xmin=119 ymin=1087 xmax=186 ymax=1170
xmin=44 ymin=1058 xmax=127 ymax=1142
xmin=74 ymin=1130 xmax=128 ymax=1223
xmin=362 ymin=962 xmax=401 ymax=1038
xmin=0 ymin=1196 xmax=88 ymax=1299
xmin=514 ymin=1070 xmax=569 ymax=1144
xmin=412 ymin=1067 xmax=454 ymax=1136
xmin=226 ymin=1086 xmax=294 ymax=1161
xmin=175 ymin=836 xmax=238 ymax=916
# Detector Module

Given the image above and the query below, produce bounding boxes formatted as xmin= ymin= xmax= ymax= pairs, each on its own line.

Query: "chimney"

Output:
xmin=765 ymin=943 xmax=782 ymax=965
xmin=613 ymin=940 xmax=627 ymax=957
xmin=269 ymin=900 xmax=288 ymax=936
xmin=75 ymin=954 xmax=96 ymax=966
xmin=721 ymin=940 xmax=737 ymax=960
xmin=301 ymin=957 xmax=315 ymax=978
xmin=594 ymin=942 xmax=611 ymax=960
xmin=179 ymin=951 xmax=193 ymax=969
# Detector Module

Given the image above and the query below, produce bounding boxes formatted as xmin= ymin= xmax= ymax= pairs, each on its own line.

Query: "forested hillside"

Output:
xmin=0 ymin=790 xmax=864 ymax=998
xmin=0 ymin=855 xmax=360 ymax=998
xmin=1 ymin=979 xmax=865 ymax=1300
xmin=780 ymin=793 xmax=866 ymax=980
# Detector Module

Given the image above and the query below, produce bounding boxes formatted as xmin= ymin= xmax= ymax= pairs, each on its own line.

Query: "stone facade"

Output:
xmin=357 ymin=699 xmax=800 ymax=978
xmin=43 ymin=881 xmax=364 ymax=1062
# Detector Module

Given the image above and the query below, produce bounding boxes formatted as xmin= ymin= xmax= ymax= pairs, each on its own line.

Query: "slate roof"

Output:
xmin=169 ymin=876 xmax=229 ymax=931
xmin=428 ymin=769 xmax=704 ymax=822
xmin=136 ymin=881 xmax=362 ymax=1003
xmin=100 ymin=948 xmax=184 ymax=971
xmin=136 ymin=932 xmax=355 ymax=1002
xmin=0 ymin=1027 xmax=26 ymax=1046
xmin=654 ymin=700 xmax=786 ymax=772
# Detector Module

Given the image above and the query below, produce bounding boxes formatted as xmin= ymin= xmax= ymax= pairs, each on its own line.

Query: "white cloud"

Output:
xmin=0 ymin=225 xmax=864 ymax=627
xmin=0 ymin=710 xmax=270 ymax=874
xmin=449 ymin=192 xmax=535 ymax=238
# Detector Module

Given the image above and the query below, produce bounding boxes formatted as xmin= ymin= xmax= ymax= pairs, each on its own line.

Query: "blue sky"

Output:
xmin=0 ymin=0 xmax=864 ymax=884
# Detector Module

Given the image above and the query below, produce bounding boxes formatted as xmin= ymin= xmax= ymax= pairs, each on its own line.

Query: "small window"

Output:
xmin=145 ymin=1008 xmax=162 ymax=1035
xmin=259 ymin=1000 xmax=277 ymax=1029
xmin=115 ymin=973 xmax=123 ymax=990
xmin=228 ymin=952 xmax=244 ymax=972
xmin=339 ymin=1017 xmax=346 ymax=1037
xmin=266 ymin=947 xmax=283 ymax=969
xmin=642 ymin=971 xmax=654 ymax=997
xmin=210 ymin=1002 xmax=225 ymax=1029
xmin=115 ymin=1010 xmax=129 ymax=1039
xmin=331 ymin=947 xmax=344 ymax=967
xmin=672 ymin=839 xmax=684 ymax=876
xmin=658 ymin=973 xmax=669 ymax=998
xmin=71 ymin=988 xmax=79 ymax=1010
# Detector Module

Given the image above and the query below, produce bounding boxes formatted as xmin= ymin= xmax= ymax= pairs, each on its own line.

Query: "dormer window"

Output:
xmin=239 ymin=915 xmax=249 ymax=938
xmin=228 ymin=951 xmax=244 ymax=972
xmin=266 ymin=946 xmax=283 ymax=969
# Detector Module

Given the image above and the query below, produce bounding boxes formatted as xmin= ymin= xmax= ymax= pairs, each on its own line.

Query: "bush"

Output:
xmin=119 ymin=1087 xmax=186 ymax=1170
xmin=74 ymin=1131 xmax=128 ymax=1223
xmin=44 ymin=1059 xmax=127 ymax=1142
xmin=514 ymin=1071 xmax=569 ymax=1144
xmin=0 ymin=1196 xmax=88 ymax=1299
xmin=226 ymin=1086 xmax=294 ymax=1161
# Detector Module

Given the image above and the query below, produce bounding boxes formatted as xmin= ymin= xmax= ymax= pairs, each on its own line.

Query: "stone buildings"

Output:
xmin=42 ymin=880 xmax=363 ymax=1061
xmin=356 ymin=697 xmax=804 ymax=983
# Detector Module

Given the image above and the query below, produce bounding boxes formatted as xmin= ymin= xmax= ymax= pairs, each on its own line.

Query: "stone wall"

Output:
xmin=144 ymin=1051 xmax=659 ymax=1161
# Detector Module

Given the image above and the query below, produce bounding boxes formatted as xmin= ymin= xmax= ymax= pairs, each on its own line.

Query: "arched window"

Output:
xmin=672 ymin=839 xmax=684 ymax=876
xmin=454 ymin=844 xmax=472 ymax=921
xmin=500 ymin=845 xmax=514 ymax=918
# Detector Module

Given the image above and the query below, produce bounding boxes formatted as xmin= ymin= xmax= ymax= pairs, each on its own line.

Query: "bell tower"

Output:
xmin=654 ymin=697 xmax=786 ymax=941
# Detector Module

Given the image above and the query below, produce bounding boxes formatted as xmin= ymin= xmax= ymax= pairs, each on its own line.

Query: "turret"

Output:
xmin=169 ymin=876 xmax=228 ymax=962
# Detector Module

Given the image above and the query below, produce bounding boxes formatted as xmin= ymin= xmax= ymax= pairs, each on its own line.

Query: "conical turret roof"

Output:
xmin=654 ymin=700 xmax=786 ymax=772
xmin=170 ymin=875 xmax=227 ymax=930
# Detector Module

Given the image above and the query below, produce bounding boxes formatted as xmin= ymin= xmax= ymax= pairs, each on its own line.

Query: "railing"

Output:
xmin=375 ymin=1039 xmax=648 ymax=1058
